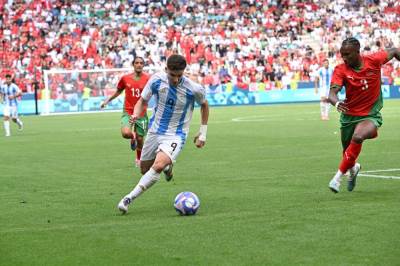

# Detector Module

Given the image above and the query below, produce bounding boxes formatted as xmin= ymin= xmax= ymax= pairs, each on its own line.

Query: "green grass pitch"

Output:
xmin=1 ymin=101 xmax=400 ymax=265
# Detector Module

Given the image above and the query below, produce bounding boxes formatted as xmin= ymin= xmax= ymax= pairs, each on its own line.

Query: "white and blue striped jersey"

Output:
xmin=0 ymin=83 xmax=20 ymax=107
xmin=142 ymin=72 xmax=206 ymax=137
xmin=317 ymin=67 xmax=334 ymax=90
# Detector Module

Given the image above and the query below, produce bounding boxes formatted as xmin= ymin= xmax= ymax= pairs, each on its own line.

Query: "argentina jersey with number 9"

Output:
xmin=142 ymin=72 xmax=206 ymax=137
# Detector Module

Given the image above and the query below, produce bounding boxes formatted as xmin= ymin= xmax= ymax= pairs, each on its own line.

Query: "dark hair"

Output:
xmin=5 ymin=74 xmax=11 ymax=78
xmin=132 ymin=57 xmax=144 ymax=64
xmin=342 ymin=37 xmax=360 ymax=50
xmin=167 ymin=54 xmax=187 ymax=71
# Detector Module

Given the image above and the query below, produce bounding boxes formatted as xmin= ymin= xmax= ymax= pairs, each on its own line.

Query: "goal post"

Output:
xmin=41 ymin=67 xmax=157 ymax=115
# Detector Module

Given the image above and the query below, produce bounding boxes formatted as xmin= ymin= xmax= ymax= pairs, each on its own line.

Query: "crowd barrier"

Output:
xmin=1 ymin=84 xmax=398 ymax=115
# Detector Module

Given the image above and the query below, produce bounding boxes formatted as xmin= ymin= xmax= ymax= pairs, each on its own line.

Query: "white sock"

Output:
xmin=349 ymin=163 xmax=358 ymax=176
xmin=320 ymin=101 xmax=325 ymax=117
xmin=333 ymin=170 xmax=344 ymax=183
xmin=15 ymin=118 xmax=23 ymax=128
xmin=4 ymin=121 xmax=10 ymax=136
xmin=324 ymin=102 xmax=330 ymax=117
xmin=126 ymin=168 xmax=160 ymax=200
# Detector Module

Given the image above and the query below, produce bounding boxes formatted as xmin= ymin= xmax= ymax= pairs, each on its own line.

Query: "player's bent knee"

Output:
xmin=370 ymin=129 xmax=378 ymax=139
xmin=152 ymin=160 xmax=170 ymax=173
xmin=151 ymin=163 xmax=164 ymax=173
xmin=121 ymin=132 xmax=132 ymax=139
xmin=351 ymin=134 xmax=364 ymax=143
xmin=120 ymin=127 xmax=133 ymax=139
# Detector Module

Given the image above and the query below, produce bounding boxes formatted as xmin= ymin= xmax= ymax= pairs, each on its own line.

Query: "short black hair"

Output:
xmin=132 ymin=57 xmax=144 ymax=64
xmin=342 ymin=37 xmax=360 ymax=50
xmin=5 ymin=74 xmax=11 ymax=78
xmin=167 ymin=54 xmax=187 ymax=71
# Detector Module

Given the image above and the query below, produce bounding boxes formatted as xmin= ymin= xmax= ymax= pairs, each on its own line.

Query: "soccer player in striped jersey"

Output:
xmin=117 ymin=54 xmax=209 ymax=214
xmin=1 ymin=74 xmax=23 ymax=137
xmin=327 ymin=37 xmax=400 ymax=193
xmin=314 ymin=59 xmax=334 ymax=120
xmin=101 ymin=57 xmax=150 ymax=167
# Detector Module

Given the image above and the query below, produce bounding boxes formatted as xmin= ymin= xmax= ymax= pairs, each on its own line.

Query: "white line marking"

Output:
xmin=358 ymin=174 xmax=400 ymax=180
xmin=231 ymin=112 xmax=320 ymax=122
xmin=357 ymin=169 xmax=400 ymax=180
xmin=361 ymin=169 xmax=400 ymax=173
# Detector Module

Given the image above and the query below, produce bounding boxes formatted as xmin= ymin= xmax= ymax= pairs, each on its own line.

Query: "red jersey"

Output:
xmin=331 ymin=51 xmax=389 ymax=116
xmin=117 ymin=72 xmax=150 ymax=116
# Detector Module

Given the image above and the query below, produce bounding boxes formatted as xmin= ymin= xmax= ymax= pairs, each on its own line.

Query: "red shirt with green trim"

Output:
xmin=331 ymin=51 xmax=389 ymax=116
xmin=117 ymin=72 xmax=150 ymax=116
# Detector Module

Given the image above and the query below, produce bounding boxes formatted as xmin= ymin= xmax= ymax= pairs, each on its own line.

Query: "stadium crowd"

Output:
xmin=0 ymin=0 xmax=399 ymax=96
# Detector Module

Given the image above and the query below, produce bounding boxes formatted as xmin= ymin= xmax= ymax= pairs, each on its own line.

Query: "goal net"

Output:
xmin=41 ymin=67 xmax=157 ymax=115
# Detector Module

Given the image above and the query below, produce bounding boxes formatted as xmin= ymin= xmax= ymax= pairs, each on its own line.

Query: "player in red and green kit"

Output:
xmin=101 ymin=57 xmax=150 ymax=167
xmin=327 ymin=37 xmax=400 ymax=193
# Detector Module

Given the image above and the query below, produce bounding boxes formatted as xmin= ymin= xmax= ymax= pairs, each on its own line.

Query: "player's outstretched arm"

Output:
xmin=194 ymin=100 xmax=209 ymax=148
xmin=130 ymin=97 xmax=147 ymax=124
xmin=386 ymin=48 xmax=400 ymax=61
xmin=100 ymin=89 xmax=123 ymax=109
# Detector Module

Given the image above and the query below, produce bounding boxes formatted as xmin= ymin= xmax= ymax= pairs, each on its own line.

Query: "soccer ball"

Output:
xmin=174 ymin=191 xmax=200 ymax=215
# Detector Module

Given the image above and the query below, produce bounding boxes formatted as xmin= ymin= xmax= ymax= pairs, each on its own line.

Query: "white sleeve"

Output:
xmin=13 ymin=84 xmax=21 ymax=94
xmin=141 ymin=73 xmax=161 ymax=101
xmin=193 ymin=83 xmax=206 ymax=105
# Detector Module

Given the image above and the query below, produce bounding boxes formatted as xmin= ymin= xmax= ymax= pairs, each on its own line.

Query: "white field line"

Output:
xmin=0 ymin=221 xmax=143 ymax=234
xmin=230 ymin=113 xmax=399 ymax=123
xmin=231 ymin=112 xmax=318 ymax=122
xmin=358 ymin=174 xmax=400 ymax=180
xmin=361 ymin=168 xmax=400 ymax=173
xmin=358 ymin=168 xmax=400 ymax=180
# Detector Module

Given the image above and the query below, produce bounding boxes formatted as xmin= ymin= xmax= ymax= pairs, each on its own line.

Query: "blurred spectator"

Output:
xmin=0 ymin=0 xmax=399 ymax=95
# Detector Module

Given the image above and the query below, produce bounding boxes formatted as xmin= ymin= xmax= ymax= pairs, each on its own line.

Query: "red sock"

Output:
xmin=136 ymin=149 xmax=141 ymax=160
xmin=339 ymin=141 xmax=362 ymax=173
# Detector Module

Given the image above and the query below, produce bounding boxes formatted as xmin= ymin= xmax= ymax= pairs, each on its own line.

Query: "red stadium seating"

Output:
xmin=0 ymin=0 xmax=399 ymax=92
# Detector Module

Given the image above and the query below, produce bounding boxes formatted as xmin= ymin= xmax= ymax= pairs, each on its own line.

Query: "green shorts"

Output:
xmin=121 ymin=112 xmax=149 ymax=137
xmin=340 ymin=112 xmax=382 ymax=147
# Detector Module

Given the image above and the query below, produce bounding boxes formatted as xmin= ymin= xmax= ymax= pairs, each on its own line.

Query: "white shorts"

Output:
xmin=3 ymin=105 xmax=18 ymax=118
xmin=140 ymin=132 xmax=186 ymax=163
